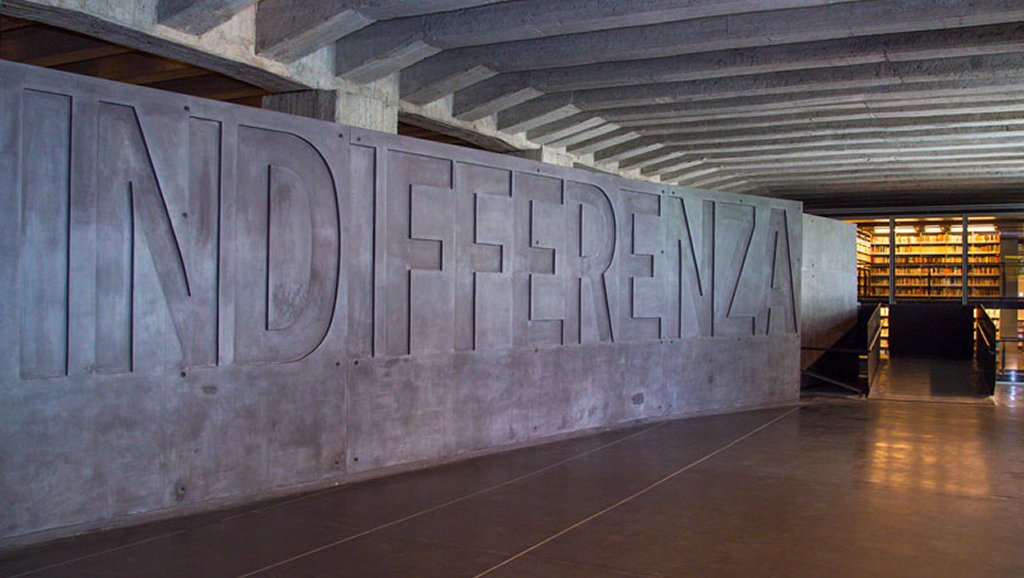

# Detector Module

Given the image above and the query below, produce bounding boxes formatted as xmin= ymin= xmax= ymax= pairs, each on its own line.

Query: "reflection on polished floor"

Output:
xmin=871 ymin=357 xmax=990 ymax=403
xmin=3 ymin=401 xmax=1023 ymax=578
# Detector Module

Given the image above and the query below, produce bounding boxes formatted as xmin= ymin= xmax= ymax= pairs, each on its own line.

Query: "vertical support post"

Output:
xmin=262 ymin=88 xmax=399 ymax=133
xmin=962 ymin=214 xmax=969 ymax=306
xmin=888 ymin=216 xmax=896 ymax=305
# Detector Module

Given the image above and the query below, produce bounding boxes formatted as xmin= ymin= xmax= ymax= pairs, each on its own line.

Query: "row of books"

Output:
xmin=869 ymin=266 xmax=1002 ymax=276
xmin=870 ymin=255 xmax=1001 ymax=264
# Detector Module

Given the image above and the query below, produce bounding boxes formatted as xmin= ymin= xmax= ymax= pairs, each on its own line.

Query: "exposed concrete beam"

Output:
xmin=703 ymin=144 xmax=1024 ymax=162
xmin=799 ymin=199 xmax=1024 ymax=213
xmin=724 ymin=157 xmax=1024 ymax=171
xmin=643 ymin=113 xmax=1024 ymax=146
xmin=593 ymin=138 xmax=663 ymax=163
xmin=543 ymin=123 xmax=622 ymax=149
xmin=642 ymin=157 xmax=704 ymax=177
xmin=450 ymin=22 xmax=1024 ymax=117
xmin=751 ymin=169 xmax=1024 ymax=183
xmin=564 ymin=54 xmax=1024 ymax=112
xmin=400 ymin=0 xmax=1024 ymax=102
xmin=730 ymin=169 xmax=1024 ymax=189
xmin=566 ymin=129 xmax=642 ymax=156
xmin=601 ymin=83 xmax=1024 ymax=123
xmin=526 ymin=114 xmax=602 ymax=144
xmin=495 ymin=56 xmax=1024 ymax=129
xmin=452 ymin=72 xmax=533 ymax=120
xmin=662 ymin=130 xmax=1024 ymax=155
xmin=718 ymin=181 xmax=761 ymax=194
xmin=622 ymin=100 xmax=1024 ymax=134
xmin=2 ymin=0 xmax=302 ymax=91
xmin=686 ymin=174 xmax=751 ymax=190
xmin=337 ymin=0 xmax=857 ymax=88
xmin=783 ymin=189 xmax=1022 ymax=199
xmin=495 ymin=95 xmax=578 ymax=133
xmin=617 ymin=149 xmax=690 ymax=170
xmin=258 ymin=0 xmax=500 ymax=62
xmin=156 ymin=0 xmax=252 ymax=35
xmin=453 ymin=84 xmax=543 ymax=122
xmin=717 ymin=152 xmax=1024 ymax=169
xmin=753 ymin=180 xmax=1024 ymax=197
xmin=256 ymin=0 xmax=373 ymax=61
xmin=662 ymin=165 xmax=725 ymax=183
xmin=777 ymin=182 xmax=1024 ymax=193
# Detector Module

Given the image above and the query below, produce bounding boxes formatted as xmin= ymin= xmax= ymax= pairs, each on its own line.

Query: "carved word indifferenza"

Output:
xmin=13 ymin=91 xmax=796 ymax=379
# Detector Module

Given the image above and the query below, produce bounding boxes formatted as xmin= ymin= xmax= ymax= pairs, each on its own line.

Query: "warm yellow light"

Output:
xmin=923 ymin=225 xmax=943 ymax=234
xmin=949 ymin=225 xmax=996 ymax=233
xmin=874 ymin=226 xmax=890 ymax=234
xmin=893 ymin=226 xmax=917 ymax=234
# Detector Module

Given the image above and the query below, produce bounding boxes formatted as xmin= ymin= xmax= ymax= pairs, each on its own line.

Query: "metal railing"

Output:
xmin=976 ymin=306 xmax=998 ymax=395
xmin=801 ymin=304 xmax=882 ymax=397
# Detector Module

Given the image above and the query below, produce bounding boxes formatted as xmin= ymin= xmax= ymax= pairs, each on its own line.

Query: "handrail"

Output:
xmin=801 ymin=370 xmax=865 ymax=395
xmin=977 ymin=324 xmax=995 ymax=351
xmin=800 ymin=346 xmax=867 ymax=354
xmin=975 ymin=305 xmax=999 ymax=395
xmin=868 ymin=324 xmax=882 ymax=352
xmin=801 ymin=303 xmax=880 ymax=397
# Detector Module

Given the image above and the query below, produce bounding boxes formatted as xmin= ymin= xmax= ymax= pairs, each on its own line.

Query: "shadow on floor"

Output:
xmin=870 ymin=356 xmax=990 ymax=403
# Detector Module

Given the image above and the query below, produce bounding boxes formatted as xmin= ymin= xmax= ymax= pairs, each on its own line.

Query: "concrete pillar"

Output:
xmin=262 ymin=87 xmax=398 ymax=133
xmin=508 ymin=146 xmax=574 ymax=168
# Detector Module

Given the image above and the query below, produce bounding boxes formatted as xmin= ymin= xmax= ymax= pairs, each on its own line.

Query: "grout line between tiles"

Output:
xmin=232 ymin=420 xmax=667 ymax=577
xmin=12 ymin=420 xmax=667 ymax=578
xmin=470 ymin=407 xmax=800 ymax=578
xmin=3 ymin=483 xmax=349 ymax=578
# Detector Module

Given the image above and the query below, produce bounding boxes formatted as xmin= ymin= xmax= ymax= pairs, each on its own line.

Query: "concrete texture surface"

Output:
xmin=2 ymin=400 xmax=1023 ymax=577
xmin=800 ymin=214 xmax=857 ymax=369
xmin=6 ymin=1 xmax=1024 ymax=210
xmin=0 ymin=60 xmax=801 ymax=546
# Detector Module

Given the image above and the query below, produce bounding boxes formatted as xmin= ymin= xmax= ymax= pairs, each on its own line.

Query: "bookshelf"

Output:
xmin=856 ymin=228 xmax=872 ymax=298
xmin=880 ymin=305 xmax=889 ymax=359
xmin=864 ymin=228 xmax=1001 ymax=300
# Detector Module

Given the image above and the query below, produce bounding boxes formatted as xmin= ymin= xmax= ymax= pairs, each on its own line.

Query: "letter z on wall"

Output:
xmin=0 ymin=60 xmax=801 ymax=540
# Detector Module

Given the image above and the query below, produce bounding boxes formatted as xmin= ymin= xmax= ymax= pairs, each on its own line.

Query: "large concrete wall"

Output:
xmin=800 ymin=214 xmax=857 ymax=369
xmin=0 ymin=60 xmax=802 ymax=545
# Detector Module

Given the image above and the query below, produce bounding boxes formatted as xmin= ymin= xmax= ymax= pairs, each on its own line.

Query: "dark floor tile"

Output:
xmin=698 ymin=402 xmax=1024 ymax=500
xmin=530 ymin=467 xmax=1024 ymax=578
xmin=372 ymin=487 xmax=595 ymax=554
xmin=873 ymin=357 xmax=987 ymax=399
xmin=253 ymin=535 xmax=507 ymax=578
xmin=6 ymin=399 xmax=1022 ymax=578
xmin=22 ymin=510 xmax=359 ymax=578
xmin=373 ymin=410 xmax=794 ymax=554
xmin=486 ymin=556 xmax=662 ymax=577
xmin=577 ymin=406 xmax=795 ymax=468
xmin=0 ymin=504 xmax=260 ymax=577
xmin=0 ymin=425 xmax=648 ymax=577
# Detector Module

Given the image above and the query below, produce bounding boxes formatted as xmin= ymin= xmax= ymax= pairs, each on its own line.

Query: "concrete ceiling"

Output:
xmin=286 ymin=0 xmax=1024 ymax=213
xmin=12 ymin=0 xmax=1024 ymax=213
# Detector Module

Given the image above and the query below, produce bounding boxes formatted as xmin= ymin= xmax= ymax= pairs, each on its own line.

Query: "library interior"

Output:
xmin=2 ymin=2 xmax=1024 ymax=577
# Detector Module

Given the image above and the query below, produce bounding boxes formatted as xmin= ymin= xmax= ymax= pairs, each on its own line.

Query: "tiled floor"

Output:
xmin=871 ymin=356 xmax=990 ymax=402
xmin=3 ymin=400 xmax=1023 ymax=578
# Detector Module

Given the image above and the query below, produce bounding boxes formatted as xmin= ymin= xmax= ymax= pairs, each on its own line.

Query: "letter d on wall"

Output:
xmin=235 ymin=127 xmax=339 ymax=364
